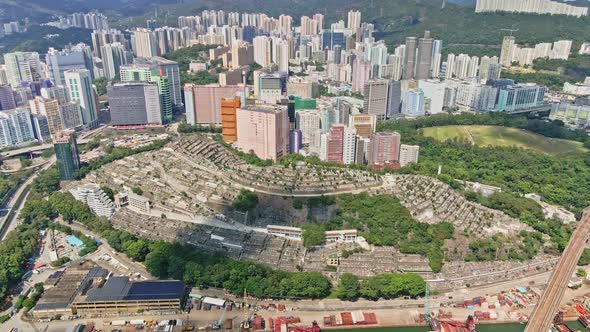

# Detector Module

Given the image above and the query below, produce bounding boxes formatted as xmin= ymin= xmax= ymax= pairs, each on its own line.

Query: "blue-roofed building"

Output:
xmin=73 ymin=276 xmax=186 ymax=315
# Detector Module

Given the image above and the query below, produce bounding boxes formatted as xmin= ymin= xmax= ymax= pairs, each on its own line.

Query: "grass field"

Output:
xmin=421 ymin=125 xmax=588 ymax=156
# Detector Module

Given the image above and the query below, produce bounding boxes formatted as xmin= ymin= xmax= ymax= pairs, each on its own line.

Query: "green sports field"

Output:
xmin=421 ymin=125 xmax=588 ymax=156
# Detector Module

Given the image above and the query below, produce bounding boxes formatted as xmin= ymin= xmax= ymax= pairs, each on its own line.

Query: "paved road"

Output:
xmin=524 ymin=209 xmax=590 ymax=332
xmin=0 ymin=157 xmax=56 ymax=240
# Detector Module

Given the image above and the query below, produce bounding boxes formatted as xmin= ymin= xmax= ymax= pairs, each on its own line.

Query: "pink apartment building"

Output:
xmin=236 ymin=104 xmax=289 ymax=161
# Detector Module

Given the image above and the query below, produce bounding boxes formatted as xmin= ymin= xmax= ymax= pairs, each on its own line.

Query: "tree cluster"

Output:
xmin=324 ymin=193 xmax=454 ymax=273
xmin=73 ymin=138 xmax=171 ymax=180
xmin=177 ymin=122 xmax=222 ymax=134
xmin=232 ymin=189 xmax=259 ymax=212
xmin=379 ymin=114 xmax=590 ymax=215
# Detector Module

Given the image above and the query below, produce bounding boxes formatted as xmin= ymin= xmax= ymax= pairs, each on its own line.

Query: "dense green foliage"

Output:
xmin=465 ymin=232 xmax=543 ymax=262
xmin=579 ymin=249 xmax=590 ymax=266
xmin=178 ymin=122 xmax=222 ymax=134
xmin=336 ymin=273 xmax=361 ymax=300
xmin=0 ymin=174 xmax=21 ymax=202
xmin=0 ymin=25 xmax=92 ymax=56
xmin=506 ymin=55 xmax=590 ymax=90
xmin=359 ymin=273 xmax=426 ymax=300
xmin=326 ymin=193 xmax=454 ymax=272
xmin=0 ymin=219 xmax=42 ymax=302
xmin=93 ymin=78 xmax=109 ymax=97
xmin=379 ymin=114 xmax=590 ymax=215
xmin=302 ymin=224 xmax=326 ymax=248
xmin=232 ymin=189 xmax=259 ymax=212
xmin=31 ymin=167 xmax=61 ymax=195
xmin=500 ymin=71 xmax=570 ymax=91
xmin=464 ymin=191 xmax=571 ymax=252
xmin=533 ymin=55 xmax=590 ymax=82
xmin=162 ymin=44 xmax=219 ymax=85
xmin=73 ymin=138 xmax=171 ymax=179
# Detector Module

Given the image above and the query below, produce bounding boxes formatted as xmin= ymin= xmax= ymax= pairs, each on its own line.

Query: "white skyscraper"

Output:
xmin=65 ymin=69 xmax=98 ymax=129
xmin=3 ymin=52 xmax=42 ymax=87
xmin=0 ymin=108 xmax=36 ymax=147
xmin=342 ymin=127 xmax=357 ymax=165
xmin=295 ymin=110 xmax=321 ymax=145
xmin=399 ymin=144 xmax=420 ymax=167
xmin=347 ymin=10 xmax=362 ymax=30
xmin=253 ymin=36 xmax=272 ymax=67
xmin=134 ymin=28 xmax=159 ymax=58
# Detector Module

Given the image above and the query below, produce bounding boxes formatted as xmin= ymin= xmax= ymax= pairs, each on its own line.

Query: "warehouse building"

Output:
xmin=72 ymin=276 xmax=186 ymax=315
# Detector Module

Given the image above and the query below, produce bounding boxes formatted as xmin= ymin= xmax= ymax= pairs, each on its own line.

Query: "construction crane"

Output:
xmin=212 ymin=305 xmax=227 ymax=330
xmin=500 ymin=28 xmax=519 ymax=37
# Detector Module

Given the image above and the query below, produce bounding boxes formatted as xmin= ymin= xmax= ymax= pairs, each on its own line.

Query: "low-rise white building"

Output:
xmin=325 ymin=229 xmax=358 ymax=243
xmin=70 ymin=183 xmax=116 ymax=218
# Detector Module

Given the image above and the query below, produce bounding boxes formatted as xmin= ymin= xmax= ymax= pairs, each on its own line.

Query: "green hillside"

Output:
xmin=421 ymin=125 xmax=588 ymax=156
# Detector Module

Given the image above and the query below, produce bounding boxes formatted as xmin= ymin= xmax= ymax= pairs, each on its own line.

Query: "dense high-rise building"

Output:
xmin=347 ymin=10 xmax=362 ymax=30
xmin=134 ymin=57 xmax=182 ymax=109
xmin=67 ymin=12 xmax=109 ymax=30
xmin=29 ymin=97 xmax=62 ymax=136
xmin=342 ymin=126 xmax=357 ymax=165
xmin=0 ymin=108 xmax=36 ymax=147
xmin=0 ymin=66 xmax=8 ymax=85
xmin=399 ymin=144 xmax=420 ymax=167
xmin=221 ymin=98 xmax=241 ymax=143
xmin=494 ymin=83 xmax=546 ymax=112
xmin=415 ymin=31 xmax=434 ymax=80
xmin=320 ymin=124 xmax=345 ymax=164
xmin=64 ymin=69 xmax=99 ymax=129
xmin=349 ymin=114 xmax=377 ymax=138
xmin=401 ymin=89 xmax=425 ymax=117
xmin=418 ymin=80 xmax=446 ymax=114
xmin=101 ymin=43 xmax=133 ymax=80
xmin=120 ymin=64 xmax=173 ymax=123
xmin=231 ymin=42 xmax=255 ymax=69
xmin=236 ymin=104 xmax=289 ymax=161
xmin=253 ymin=36 xmax=273 ymax=67
xmin=58 ymin=102 xmax=84 ymax=130
xmin=46 ymin=44 xmax=94 ymax=86
xmin=431 ymin=40 xmax=443 ymax=78
xmin=352 ymin=57 xmax=371 ymax=93
xmin=91 ymin=30 xmax=128 ymax=59
xmin=475 ymin=0 xmax=588 ymax=17
xmin=363 ymin=80 xmax=401 ymax=120
xmin=479 ymin=56 xmax=501 ymax=81
xmin=289 ymin=129 xmax=302 ymax=154
xmin=403 ymin=37 xmax=418 ymax=80
xmin=0 ymin=85 xmax=16 ymax=110
xmin=500 ymin=36 xmax=516 ymax=67
xmin=54 ymin=130 xmax=80 ymax=180
xmin=367 ymin=131 xmax=401 ymax=169
xmin=40 ymin=85 xmax=70 ymax=105
xmin=184 ymin=84 xmax=243 ymax=125
xmin=107 ymin=82 xmax=162 ymax=126
xmin=133 ymin=28 xmax=159 ymax=58
xmin=295 ymin=109 xmax=321 ymax=144
xmin=3 ymin=52 xmax=42 ymax=87
xmin=258 ymin=73 xmax=283 ymax=104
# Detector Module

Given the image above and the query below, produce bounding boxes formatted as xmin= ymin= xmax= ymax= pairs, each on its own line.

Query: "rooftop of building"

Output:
xmin=34 ymin=261 xmax=109 ymax=312
xmin=82 ymin=276 xmax=185 ymax=302
xmin=53 ymin=130 xmax=76 ymax=144
xmin=239 ymin=103 xmax=287 ymax=114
